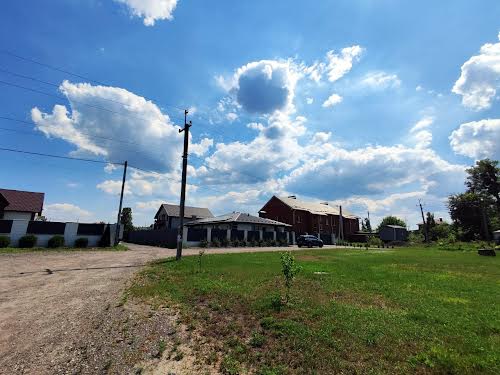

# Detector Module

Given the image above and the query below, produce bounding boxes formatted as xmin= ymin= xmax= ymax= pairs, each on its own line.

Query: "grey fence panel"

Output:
xmin=247 ymin=230 xmax=260 ymax=241
xmin=187 ymin=228 xmax=207 ymax=241
xmin=231 ymin=229 xmax=245 ymax=241
xmin=211 ymin=229 xmax=227 ymax=241
xmin=128 ymin=229 xmax=177 ymax=248
xmin=78 ymin=223 xmax=105 ymax=236
xmin=0 ymin=220 xmax=13 ymax=233
xmin=27 ymin=221 xmax=66 ymax=235
xmin=263 ymin=231 xmax=274 ymax=240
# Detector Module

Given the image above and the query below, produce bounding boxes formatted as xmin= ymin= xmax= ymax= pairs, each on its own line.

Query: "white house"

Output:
xmin=0 ymin=188 xmax=44 ymax=220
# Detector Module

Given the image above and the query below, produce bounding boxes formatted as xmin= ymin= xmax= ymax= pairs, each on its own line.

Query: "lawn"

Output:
xmin=128 ymin=247 xmax=500 ymax=374
xmin=0 ymin=244 xmax=128 ymax=254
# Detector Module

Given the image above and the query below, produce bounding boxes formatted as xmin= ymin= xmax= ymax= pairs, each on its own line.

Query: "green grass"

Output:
xmin=129 ymin=247 xmax=500 ymax=374
xmin=0 ymin=243 xmax=128 ymax=254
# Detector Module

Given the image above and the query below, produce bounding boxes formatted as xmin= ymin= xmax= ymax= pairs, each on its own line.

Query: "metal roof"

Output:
xmin=155 ymin=203 xmax=214 ymax=219
xmin=0 ymin=188 xmax=44 ymax=213
xmin=275 ymin=196 xmax=359 ymax=219
xmin=384 ymin=225 xmax=407 ymax=229
xmin=186 ymin=212 xmax=291 ymax=227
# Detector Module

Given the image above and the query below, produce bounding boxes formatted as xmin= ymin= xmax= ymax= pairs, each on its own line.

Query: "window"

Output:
xmin=297 ymin=216 xmax=302 ymax=223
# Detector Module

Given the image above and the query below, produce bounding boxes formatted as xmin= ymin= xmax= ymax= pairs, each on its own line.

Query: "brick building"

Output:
xmin=258 ymin=195 xmax=359 ymax=238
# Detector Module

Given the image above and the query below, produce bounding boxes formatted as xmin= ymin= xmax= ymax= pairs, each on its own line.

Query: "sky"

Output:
xmin=0 ymin=0 xmax=499 ymax=228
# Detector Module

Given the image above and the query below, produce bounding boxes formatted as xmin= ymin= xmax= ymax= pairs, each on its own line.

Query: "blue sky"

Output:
xmin=0 ymin=0 xmax=499 ymax=228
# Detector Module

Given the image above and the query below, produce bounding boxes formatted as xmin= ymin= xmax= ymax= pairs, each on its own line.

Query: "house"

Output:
xmin=154 ymin=203 xmax=213 ymax=229
xmin=0 ymin=188 xmax=44 ymax=220
xmin=186 ymin=212 xmax=291 ymax=242
xmin=258 ymin=195 xmax=359 ymax=238
xmin=417 ymin=217 xmax=447 ymax=232
xmin=379 ymin=225 xmax=408 ymax=242
xmin=493 ymin=230 xmax=500 ymax=245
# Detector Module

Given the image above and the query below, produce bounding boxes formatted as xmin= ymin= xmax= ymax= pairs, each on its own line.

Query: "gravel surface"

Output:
xmin=0 ymin=243 xmax=321 ymax=374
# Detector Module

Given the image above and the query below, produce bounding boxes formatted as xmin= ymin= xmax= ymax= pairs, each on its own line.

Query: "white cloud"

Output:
xmin=452 ymin=32 xmax=500 ymax=110
xmin=114 ymin=0 xmax=178 ymax=26
xmin=312 ymin=132 xmax=332 ymax=144
xmin=306 ymin=97 xmax=314 ymax=104
xmin=325 ymin=46 xmax=364 ymax=82
xmin=226 ymin=112 xmax=238 ymax=122
xmin=31 ymin=81 xmax=208 ymax=173
xmin=416 ymin=85 xmax=423 ymax=92
xmin=104 ymin=163 xmax=118 ymax=174
xmin=359 ymin=71 xmax=401 ymax=90
xmin=96 ymin=180 xmax=131 ymax=196
xmin=409 ymin=116 xmax=434 ymax=149
xmin=190 ymin=137 xmax=213 ymax=157
xmin=449 ymin=119 xmax=500 ymax=159
xmin=322 ymin=93 xmax=343 ymax=108
xmin=410 ymin=116 xmax=434 ymax=133
xmin=44 ymin=203 xmax=93 ymax=222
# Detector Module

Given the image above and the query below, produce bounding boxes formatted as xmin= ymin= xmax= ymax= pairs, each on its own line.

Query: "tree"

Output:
xmin=465 ymin=159 xmax=500 ymax=213
xmin=426 ymin=212 xmax=436 ymax=229
xmin=377 ymin=216 xmax=406 ymax=231
xmin=362 ymin=217 xmax=372 ymax=232
xmin=120 ymin=207 xmax=134 ymax=232
xmin=448 ymin=192 xmax=494 ymax=241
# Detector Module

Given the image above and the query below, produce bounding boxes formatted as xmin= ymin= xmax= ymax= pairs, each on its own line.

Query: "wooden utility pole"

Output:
xmin=115 ymin=161 xmax=127 ymax=245
xmin=176 ymin=110 xmax=192 ymax=260
xmin=418 ymin=199 xmax=428 ymax=243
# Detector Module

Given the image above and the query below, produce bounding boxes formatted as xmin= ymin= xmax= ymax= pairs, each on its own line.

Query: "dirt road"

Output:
xmin=0 ymin=243 xmax=311 ymax=374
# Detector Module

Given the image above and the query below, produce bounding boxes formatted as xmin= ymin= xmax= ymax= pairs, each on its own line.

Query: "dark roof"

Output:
xmin=186 ymin=212 xmax=291 ymax=227
xmin=155 ymin=203 xmax=213 ymax=219
xmin=0 ymin=188 xmax=44 ymax=213
xmin=384 ymin=225 xmax=407 ymax=229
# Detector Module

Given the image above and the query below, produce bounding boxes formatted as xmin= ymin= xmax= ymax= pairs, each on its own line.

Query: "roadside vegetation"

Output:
xmin=129 ymin=246 xmax=500 ymax=374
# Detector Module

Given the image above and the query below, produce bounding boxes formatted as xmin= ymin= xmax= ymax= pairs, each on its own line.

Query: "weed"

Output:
xmin=220 ymin=355 xmax=241 ymax=375
xmin=280 ymin=251 xmax=301 ymax=304
xmin=249 ymin=331 xmax=266 ymax=348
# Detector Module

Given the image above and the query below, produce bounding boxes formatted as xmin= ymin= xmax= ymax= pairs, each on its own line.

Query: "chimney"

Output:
xmin=439 ymin=218 xmax=443 ymax=223
xmin=320 ymin=202 xmax=329 ymax=205
xmin=288 ymin=195 xmax=297 ymax=199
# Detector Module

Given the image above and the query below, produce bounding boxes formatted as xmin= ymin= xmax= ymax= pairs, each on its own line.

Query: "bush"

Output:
xmin=368 ymin=237 xmax=383 ymax=247
xmin=199 ymin=239 xmax=208 ymax=248
xmin=48 ymin=235 xmax=65 ymax=248
xmin=280 ymin=251 xmax=302 ymax=304
xmin=74 ymin=237 xmax=89 ymax=248
xmin=211 ymin=239 xmax=221 ymax=248
xmin=19 ymin=234 xmax=37 ymax=248
xmin=221 ymin=237 xmax=230 ymax=247
xmin=0 ymin=236 xmax=10 ymax=248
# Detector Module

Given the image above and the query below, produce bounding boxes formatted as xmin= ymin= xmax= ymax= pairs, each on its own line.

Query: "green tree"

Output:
xmin=363 ymin=217 xmax=372 ymax=232
xmin=465 ymin=159 xmax=500 ymax=213
xmin=426 ymin=212 xmax=436 ymax=229
xmin=376 ymin=216 xmax=406 ymax=231
xmin=120 ymin=207 xmax=134 ymax=232
xmin=447 ymin=192 xmax=494 ymax=241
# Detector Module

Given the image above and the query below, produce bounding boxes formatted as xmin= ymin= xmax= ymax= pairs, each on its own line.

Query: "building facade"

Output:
xmin=0 ymin=188 xmax=44 ymax=220
xmin=154 ymin=203 xmax=213 ymax=229
xmin=259 ymin=195 xmax=359 ymax=238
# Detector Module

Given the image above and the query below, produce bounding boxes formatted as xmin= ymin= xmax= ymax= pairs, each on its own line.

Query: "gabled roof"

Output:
xmin=186 ymin=212 xmax=291 ymax=227
xmin=384 ymin=225 xmax=407 ymax=229
xmin=272 ymin=196 xmax=359 ymax=219
xmin=155 ymin=203 xmax=213 ymax=219
xmin=0 ymin=188 xmax=44 ymax=214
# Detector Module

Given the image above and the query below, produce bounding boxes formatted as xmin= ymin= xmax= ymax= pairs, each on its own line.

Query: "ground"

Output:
xmin=0 ymin=243 xmax=308 ymax=374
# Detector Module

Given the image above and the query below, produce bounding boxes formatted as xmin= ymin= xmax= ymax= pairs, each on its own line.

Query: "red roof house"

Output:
xmin=0 ymin=188 xmax=44 ymax=220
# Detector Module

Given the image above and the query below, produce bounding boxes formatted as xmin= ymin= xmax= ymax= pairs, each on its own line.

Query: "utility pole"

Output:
xmin=176 ymin=110 xmax=192 ymax=260
xmin=115 ymin=161 xmax=127 ymax=245
xmin=418 ymin=199 xmax=428 ymax=243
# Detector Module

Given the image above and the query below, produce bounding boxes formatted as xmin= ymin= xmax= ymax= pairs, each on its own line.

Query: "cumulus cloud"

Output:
xmin=322 ymin=93 xmax=343 ymax=108
xmin=44 ymin=203 xmax=93 ymax=222
xmin=223 ymin=60 xmax=299 ymax=114
xmin=452 ymin=32 xmax=500 ymax=110
xmin=325 ymin=46 xmax=364 ymax=82
xmin=114 ymin=0 xmax=178 ymax=26
xmin=306 ymin=97 xmax=314 ymax=104
xmin=359 ymin=71 xmax=401 ymax=89
xmin=226 ymin=112 xmax=238 ymax=122
xmin=283 ymin=144 xmax=465 ymax=200
xmin=31 ymin=81 xmax=208 ymax=173
xmin=409 ymin=116 xmax=434 ymax=149
xmin=449 ymin=119 xmax=500 ymax=159
xmin=190 ymin=137 xmax=213 ymax=157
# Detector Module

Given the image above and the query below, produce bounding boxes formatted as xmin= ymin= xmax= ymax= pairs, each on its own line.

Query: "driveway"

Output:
xmin=0 ymin=243 xmax=323 ymax=374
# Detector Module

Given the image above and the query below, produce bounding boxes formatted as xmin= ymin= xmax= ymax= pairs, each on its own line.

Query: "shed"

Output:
xmin=493 ymin=230 xmax=500 ymax=244
xmin=379 ymin=225 xmax=408 ymax=242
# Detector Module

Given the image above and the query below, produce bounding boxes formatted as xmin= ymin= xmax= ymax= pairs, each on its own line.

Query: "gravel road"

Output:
xmin=0 ymin=243 xmax=309 ymax=374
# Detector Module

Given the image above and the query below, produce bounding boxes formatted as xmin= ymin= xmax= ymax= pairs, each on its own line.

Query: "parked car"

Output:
xmin=297 ymin=235 xmax=323 ymax=248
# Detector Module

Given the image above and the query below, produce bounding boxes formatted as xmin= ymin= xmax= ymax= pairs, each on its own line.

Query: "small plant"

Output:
xmin=280 ymin=251 xmax=302 ymax=304
xmin=199 ymin=239 xmax=208 ymax=248
xmin=74 ymin=237 xmax=89 ymax=248
xmin=221 ymin=237 xmax=230 ymax=247
xmin=232 ymin=239 xmax=240 ymax=247
xmin=220 ymin=355 xmax=241 ymax=375
xmin=48 ymin=235 xmax=65 ymax=248
xmin=212 ymin=238 xmax=221 ymax=248
xmin=249 ymin=331 xmax=266 ymax=348
xmin=0 ymin=236 xmax=10 ymax=248
xmin=198 ymin=249 xmax=205 ymax=272
xmin=18 ymin=234 xmax=37 ymax=248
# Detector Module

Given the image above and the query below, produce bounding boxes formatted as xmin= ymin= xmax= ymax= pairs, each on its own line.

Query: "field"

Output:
xmin=129 ymin=247 xmax=500 ymax=374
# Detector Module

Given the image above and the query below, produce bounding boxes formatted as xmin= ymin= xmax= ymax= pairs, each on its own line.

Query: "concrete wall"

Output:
xmin=0 ymin=220 xmax=122 ymax=247
xmin=3 ymin=211 xmax=32 ymax=220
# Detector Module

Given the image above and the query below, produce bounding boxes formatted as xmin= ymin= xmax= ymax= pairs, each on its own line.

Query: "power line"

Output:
xmin=0 ymin=50 xmax=187 ymax=113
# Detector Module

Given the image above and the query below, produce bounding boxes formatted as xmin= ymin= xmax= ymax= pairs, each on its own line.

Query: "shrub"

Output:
xmin=0 ymin=236 xmax=10 ymax=248
xmin=280 ymin=251 xmax=302 ymax=304
xmin=19 ymin=234 xmax=37 ymax=248
xmin=48 ymin=235 xmax=65 ymax=248
xmin=368 ymin=236 xmax=383 ymax=247
xmin=74 ymin=237 xmax=88 ymax=248
xmin=212 ymin=239 xmax=221 ymax=248
xmin=249 ymin=331 xmax=266 ymax=348
xmin=232 ymin=239 xmax=239 ymax=247
xmin=199 ymin=239 xmax=208 ymax=248
xmin=221 ymin=237 xmax=230 ymax=247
